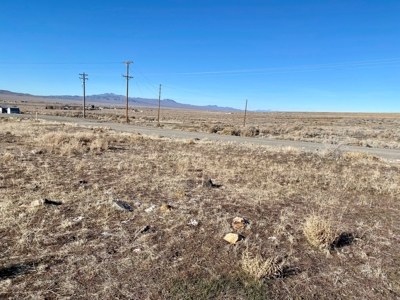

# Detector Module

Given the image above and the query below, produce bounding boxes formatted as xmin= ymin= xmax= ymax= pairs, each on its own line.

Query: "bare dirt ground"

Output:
xmin=1 ymin=117 xmax=400 ymax=299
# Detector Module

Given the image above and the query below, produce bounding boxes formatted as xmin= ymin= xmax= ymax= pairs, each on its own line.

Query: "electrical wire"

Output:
xmin=140 ymin=58 xmax=400 ymax=76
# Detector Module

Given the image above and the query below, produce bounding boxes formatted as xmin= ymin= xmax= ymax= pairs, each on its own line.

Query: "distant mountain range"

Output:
xmin=0 ymin=90 xmax=243 ymax=112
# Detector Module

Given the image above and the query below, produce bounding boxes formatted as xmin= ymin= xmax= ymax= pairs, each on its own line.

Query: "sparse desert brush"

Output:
xmin=205 ymin=123 xmax=224 ymax=133
xmin=1 ymin=152 xmax=15 ymax=162
xmin=40 ymin=132 xmax=71 ymax=145
xmin=2 ymin=117 xmax=400 ymax=299
xmin=34 ymin=131 xmax=111 ymax=156
xmin=219 ymin=127 xmax=241 ymax=136
xmin=240 ymin=126 xmax=259 ymax=137
xmin=342 ymin=151 xmax=381 ymax=161
xmin=303 ymin=215 xmax=337 ymax=250
xmin=89 ymin=137 xmax=109 ymax=152
xmin=280 ymin=146 xmax=301 ymax=154
xmin=241 ymin=246 xmax=284 ymax=279
xmin=316 ymin=143 xmax=343 ymax=159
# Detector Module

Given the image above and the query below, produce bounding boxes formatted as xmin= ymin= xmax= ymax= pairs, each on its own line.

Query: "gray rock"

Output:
xmin=112 ymin=200 xmax=133 ymax=212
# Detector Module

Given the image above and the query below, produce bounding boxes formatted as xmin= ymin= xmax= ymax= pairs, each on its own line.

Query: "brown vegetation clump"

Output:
xmin=219 ymin=127 xmax=241 ymax=136
xmin=241 ymin=248 xmax=284 ymax=279
xmin=1 ymin=152 xmax=15 ymax=162
xmin=303 ymin=215 xmax=337 ymax=250
xmin=36 ymin=131 xmax=109 ymax=156
xmin=240 ymin=126 xmax=259 ymax=137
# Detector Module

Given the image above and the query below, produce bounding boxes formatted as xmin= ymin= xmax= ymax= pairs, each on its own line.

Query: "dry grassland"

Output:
xmin=1 ymin=117 xmax=400 ymax=299
xmin=19 ymin=101 xmax=400 ymax=150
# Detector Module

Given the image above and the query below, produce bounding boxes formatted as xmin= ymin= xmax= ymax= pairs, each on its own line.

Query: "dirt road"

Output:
xmin=2 ymin=113 xmax=400 ymax=161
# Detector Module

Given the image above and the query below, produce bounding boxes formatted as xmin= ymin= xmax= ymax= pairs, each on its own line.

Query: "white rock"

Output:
xmin=145 ymin=204 xmax=156 ymax=213
xmin=188 ymin=219 xmax=199 ymax=226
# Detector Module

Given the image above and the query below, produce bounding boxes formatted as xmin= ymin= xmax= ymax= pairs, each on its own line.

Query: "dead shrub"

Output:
xmin=89 ymin=137 xmax=109 ymax=152
xmin=240 ymin=126 xmax=259 ymax=137
xmin=206 ymin=124 xmax=224 ymax=133
xmin=241 ymin=247 xmax=284 ymax=279
xmin=303 ymin=215 xmax=337 ymax=250
xmin=60 ymin=139 xmax=85 ymax=156
xmin=317 ymin=144 xmax=343 ymax=159
xmin=36 ymin=132 xmax=110 ymax=156
xmin=1 ymin=152 xmax=15 ymax=162
xmin=342 ymin=151 xmax=381 ymax=161
xmin=42 ymin=132 xmax=70 ymax=145
xmin=219 ymin=127 xmax=241 ymax=136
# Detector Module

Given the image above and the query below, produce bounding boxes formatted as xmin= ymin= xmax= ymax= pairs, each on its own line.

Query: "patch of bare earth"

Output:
xmin=1 ymin=117 xmax=400 ymax=299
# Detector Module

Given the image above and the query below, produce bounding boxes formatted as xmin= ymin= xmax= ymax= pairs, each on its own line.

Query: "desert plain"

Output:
xmin=1 ymin=98 xmax=400 ymax=299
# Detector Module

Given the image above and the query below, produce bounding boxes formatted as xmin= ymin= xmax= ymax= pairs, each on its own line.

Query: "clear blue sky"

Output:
xmin=1 ymin=0 xmax=399 ymax=111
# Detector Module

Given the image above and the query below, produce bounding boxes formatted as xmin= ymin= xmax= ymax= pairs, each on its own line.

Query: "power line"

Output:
xmin=134 ymin=76 xmax=159 ymax=97
xmin=139 ymin=58 xmax=400 ymax=76
xmin=131 ymin=64 xmax=159 ymax=92
xmin=0 ymin=62 xmax=122 ymax=65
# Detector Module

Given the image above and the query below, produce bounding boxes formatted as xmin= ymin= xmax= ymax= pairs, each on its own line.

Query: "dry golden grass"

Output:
xmin=1 ymin=116 xmax=400 ymax=299
xmin=303 ymin=215 xmax=337 ymax=250
xmin=241 ymin=246 xmax=284 ymax=279
xmin=15 ymin=99 xmax=400 ymax=149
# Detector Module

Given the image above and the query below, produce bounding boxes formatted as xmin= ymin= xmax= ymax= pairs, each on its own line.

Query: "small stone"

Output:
xmin=188 ymin=219 xmax=198 ymax=226
xmin=96 ymin=201 xmax=106 ymax=210
xmin=78 ymin=180 xmax=87 ymax=184
xmin=112 ymin=200 xmax=133 ymax=212
xmin=145 ymin=205 xmax=156 ymax=213
xmin=203 ymin=179 xmax=221 ymax=188
xmin=174 ymin=191 xmax=186 ymax=198
xmin=223 ymin=233 xmax=244 ymax=244
xmin=160 ymin=204 xmax=172 ymax=212
xmin=104 ymin=189 xmax=114 ymax=195
xmin=232 ymin=217 xmax=248 ymax=230
xmin=44 ymin=198 xmax=62 ymax=206
xmin=141 ymin=225 xmax=150 ymax=233
xmin=29 ymin=199 xmax=44 ymax=207
xmin=134 ymin=201 xmax=142 ymax=207
xmin=28 ymin=184 xmax=40 ymax=190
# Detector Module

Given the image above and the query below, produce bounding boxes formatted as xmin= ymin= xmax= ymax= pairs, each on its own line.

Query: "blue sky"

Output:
xmin=1 ymin=0 xmax=399 ymax=111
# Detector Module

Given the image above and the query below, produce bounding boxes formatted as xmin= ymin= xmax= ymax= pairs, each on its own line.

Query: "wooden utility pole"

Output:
xmin=243 ymin=99 xmax=248 ymax=127
xmin=122 ymin=61 xmax=133 ymax=123
xmin=157 ymin=84 xmax=162 ymax=125
xmin=79 ymin=73 xmax=88 ymax=118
